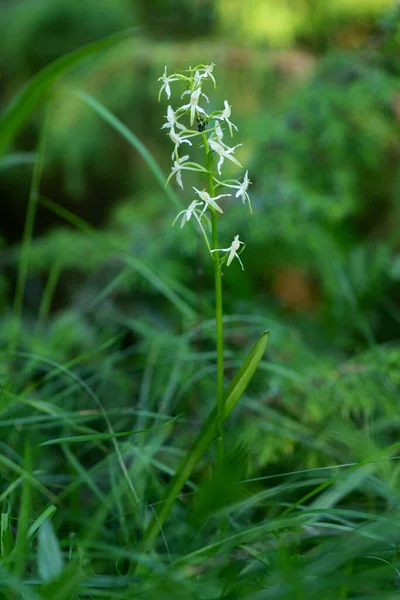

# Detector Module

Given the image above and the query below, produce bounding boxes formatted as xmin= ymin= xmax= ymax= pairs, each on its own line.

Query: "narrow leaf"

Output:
xmin=28 ymin=505 xmax=57 ymax=540
xmin=39 ymin=196 xmax=196 ymax=320
xmin=0 ymin=29 xmax=134 ymax=156
xmin=1 ymin=513 xmax=14 ymax=558
xmin=39 ymin=418 xmax=177 ymax=446
xmin=37 ymin=520 xmax=64 ymax=582
xmin=0 ymin=152 xmax=36 ymax=170
xmin=73 ymin=90 xmax=182 ymax=210
xmin=141 ymin=330 xmax=270 ymax=550
xmin=175 ymin=513 xmax=308 ymax=565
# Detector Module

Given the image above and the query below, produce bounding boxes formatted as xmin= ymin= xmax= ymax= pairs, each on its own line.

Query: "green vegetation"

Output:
xmin=1 ymin=1 xmax=400 ymax=598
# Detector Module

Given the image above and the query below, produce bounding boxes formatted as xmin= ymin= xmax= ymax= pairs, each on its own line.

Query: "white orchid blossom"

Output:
xmin=172 ymin=198 xmax=212 ymax=250
xmin=216 ymin=100 xmax=238 ymax=137
xmin=193 ymin=187 xmax=231 ymax=215
xmin=166 ymin=155 xmax=206 ymax=189
xmin=181 ymin=70 xmax=208 ymax=97
xmin=192 ymin=70 xmax=203 ymax=91
xmin=168 ymin=130 xmax=193 ymax=159
xmin=158 ymin=66 xmax=179 ymax=101
xmin=214 ymin=123 xmax=231 ymax=149
xmin=222 ymin=171 xmax=252 ymax=213
xmin=172 ymin=200 xmax=204 ymax=228
xmin=199 ymin=63 xmax=217 ymax=88
xmin=180 ymin=87 xmax=209 ymax=127
xmin=161 ymin=105 xmax=186 ymax=133
xmin=211 ymin=234 xmax=245 ymax=270
xmin=208 ymin=139 xmax=243 ymax=175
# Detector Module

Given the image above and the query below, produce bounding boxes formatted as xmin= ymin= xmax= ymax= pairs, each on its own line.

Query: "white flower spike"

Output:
xmin=172 ymin=200 xmax=204 ymax=229
xmin=209 ymin=139 xmax=243 ymax=175
xmin=211 ymin=235 xmax=245 ymax=270
xmin=180 ymin=87 xmax=209 ymax=127
xmin=216 ymin=100 xmax=238 ymax=137
xmin=161 ymin=106 xmax=186 ymax=133
xmin=193 ymin=187 xmax=231 ymax=215
xmin=222 ymin=171 xmax=253 ymax=213
xmin=158 ymin=66 xmax=179 ymax=101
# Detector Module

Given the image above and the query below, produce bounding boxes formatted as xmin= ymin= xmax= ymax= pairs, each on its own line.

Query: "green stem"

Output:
xmin=202 ymin=133 xmax=224 ymax=467
xmin=212 ymin=215 xmax=224 ymax=466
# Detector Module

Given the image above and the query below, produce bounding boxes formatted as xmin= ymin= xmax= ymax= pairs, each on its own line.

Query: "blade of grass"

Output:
xmin=140 ymin=330 xmax=270 ymax=552
xmin=39 ymin=195 xmax=196 ymax=319
xmin=13 ymin=351 xmax=141 ymax=505
xmin=28 ymin=505 xmax=57 ymax=540
xmin=10 ymin=105 xmax=49 ymax=355
xmin=62 ymin=444 xmax=107 ymax=506
xmin=37 ymin=519 xmax=64 ymax=582
xmin=39 ymin=418 xmax=177 ymax=446
xmin=1 ymin=513 xmax=14 ymax=559
xmin=0 ymin=453 xmax=58 ymax=504
xmin=0 ymin=153 xmax=36 ymax=170
xmin=35 ymin=257 xmax=63 ymax=329
xmin=73 ymin=90 xmax=182 ymax=210
xmin=0 ymin=29 xmax=135 ymax=156
xmin=12 ymin=438 xmax=33 ymax=577
xmin=174 ymin=513 xmax=308 ymax=566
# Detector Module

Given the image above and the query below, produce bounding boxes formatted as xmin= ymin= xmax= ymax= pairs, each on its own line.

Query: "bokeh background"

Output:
xmin=1 ymin=0 xmax=400 ymax=488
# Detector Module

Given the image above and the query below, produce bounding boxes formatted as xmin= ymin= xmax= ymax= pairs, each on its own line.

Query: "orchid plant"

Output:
xmin=158 ymin=63 xmax=252 ymax=467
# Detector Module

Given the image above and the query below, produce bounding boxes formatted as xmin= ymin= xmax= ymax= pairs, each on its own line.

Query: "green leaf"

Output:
xmin=73 ymin=90 xmax=182 ymax=210
xmin=39 ymin=564 xmax=83 ymax=600
xmin=0 ymin=453 xmax=58 ymax=504
xmin=39 ymin=196 xmax=196 ymax=320
xmin=28 ymin=506 xmax=57 ymax=540
xmin=39 ymin=418 xmax=177 ymax=446
xmin=37 ymin=520 xmax=64 ymax=583
xmin=1 ymin=513 xmax=14 ymax=558
xmin=0 ymin=29 xmax=134 ymax=156
xmin=0 ymin=152 xmax=36 ymax=170
xmin=175 ymin=513 xmax=308 ymax=565
xmin=223 ymin=330 xmax=270 ymax=418
xmin=141 ymin=330 xmax=270 ymax=551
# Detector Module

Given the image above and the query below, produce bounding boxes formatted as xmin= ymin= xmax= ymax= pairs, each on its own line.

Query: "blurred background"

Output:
xmin=1 ymin=0 xmax=400 ymax=470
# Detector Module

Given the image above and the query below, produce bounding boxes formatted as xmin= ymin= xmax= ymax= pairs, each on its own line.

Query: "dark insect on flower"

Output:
xmin=196 ymin=116 xmax=208 ymax=132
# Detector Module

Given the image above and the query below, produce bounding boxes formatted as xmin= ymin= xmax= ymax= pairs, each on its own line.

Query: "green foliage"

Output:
xmin=37 ymin=520 xmax=64 ymax=582
xmin=1 ymin=0 xmax=137 ymax=74
xmin=2 ymin=1 xmax=400 ymax=598
xmin=217 ymin=0 xmax=394 ymax=47
xmin=241 ymin=48 xmax=400 ymax=344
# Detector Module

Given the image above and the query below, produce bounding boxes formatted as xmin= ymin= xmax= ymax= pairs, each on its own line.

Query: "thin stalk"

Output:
xmin=202 ymin=133 xmax=224 ymax=467
xmin=12 ymin=436 xmax=32 ymax=580
xmin=10 ymin=104 xmax=49 ymax=354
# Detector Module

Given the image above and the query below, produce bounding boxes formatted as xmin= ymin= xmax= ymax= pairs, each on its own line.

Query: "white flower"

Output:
xmin=211 ymin=234 xmax=245 ymax=270
xmin=209 ymin=139 xmax=243 ymax=175
xmin=180 ymin=87 xmax=209 ymax=127
xmin=193 ymin=187 xmax=231 ymax=215
xmin=222 ymin=171 xmax=252 ymax=213
xmin=199 ymin=63 xmax=217 ymax=88
xmin=161 ymin=106 xmax=186 ymax=132
xmin=168 ymin=130 xmax=192 ymax=159
xmin=214 ymin=123 xmax=232 ymax=150
xmin=158 ymin=66 xmax=179 ymax=100
xmin=172 ymin=200 xmax=204 ymax=228
xmin=181 ymin=70 xmax=208 ymax=96
xmin=192 ymin=70 xmax=203 ymax=90
xmin=167 ymin=155 xmax=203 ymax=190
xmin=216 ymin=100 xmax=238 ymax=137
